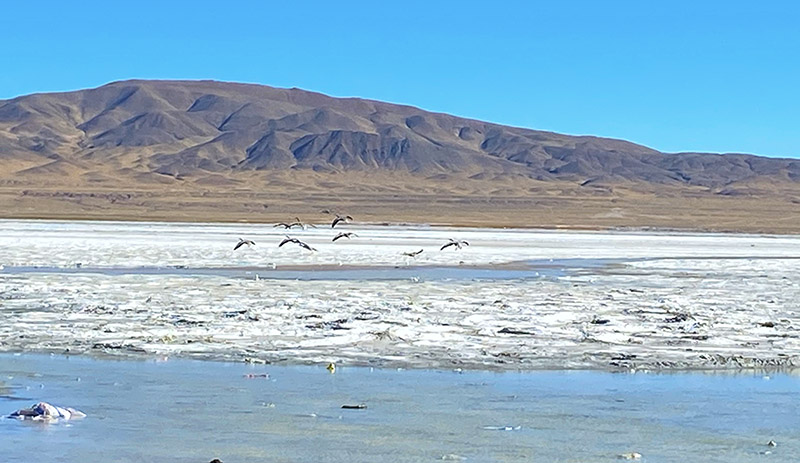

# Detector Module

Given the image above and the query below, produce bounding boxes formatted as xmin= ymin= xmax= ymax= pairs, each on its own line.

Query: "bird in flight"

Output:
xmin=440 ymin=239 xmax=469 ymax=251
xmin=297 ymin=241 xmax=316 ymax=251
xmin=234 ymin=238 xmax=256 ymax=251
xmin=274 ymin=217 xmax=314 ymax=229
xmin=402 ymin=249 xmax=424 ymax=257
xmin=290 ymin=217 xmax=316 ymax=230
xmin=332 ymin=232 xmax=358 ymax=242
xmin=279 ymin=235 xmax=300 ymax=247
xmin=331 ymin=214 xmax=354 ymax=228
xmin=279 ymin=235 xmax=316 ymax=251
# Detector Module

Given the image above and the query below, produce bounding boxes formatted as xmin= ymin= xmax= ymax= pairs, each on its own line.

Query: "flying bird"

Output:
xmin=402 ymin=249 xmax=424 ymax=257
xmin=440 ymin=239 xmax=469 ymax=251
xmin=279 ymin=235 xmax=316 ymax=251
xmin=278 ymin=235 xmax=300 ymax=247
xmin=331 ymin=214 xmax=354 ymax=228
xmin=234 ymin=238 xmax=255 ymax=251
xmin=332 ymin=232 xmax=358 ymax=242
xmin=289 ymin=217 xmax=316 ymax=230
xmin=275 ymin=217 xmax=314 ymax=229
xmin=298 ymin=241 xmax=317 ymax=252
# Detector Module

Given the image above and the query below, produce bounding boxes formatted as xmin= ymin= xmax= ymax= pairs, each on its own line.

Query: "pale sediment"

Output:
xmin=0 ymin=220 xmax=798 ymax=371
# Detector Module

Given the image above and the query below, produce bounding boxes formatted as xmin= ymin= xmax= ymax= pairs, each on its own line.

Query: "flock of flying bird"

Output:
xmin=232 ymin=213 xmax=470 ymax=256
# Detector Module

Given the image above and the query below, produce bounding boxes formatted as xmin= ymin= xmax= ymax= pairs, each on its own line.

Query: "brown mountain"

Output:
xmin=1 ymin=79 xmax=799 ymax=232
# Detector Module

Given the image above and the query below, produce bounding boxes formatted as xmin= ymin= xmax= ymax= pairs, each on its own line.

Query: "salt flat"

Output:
xmin=0 ymin=220 xmax=798 ymax=370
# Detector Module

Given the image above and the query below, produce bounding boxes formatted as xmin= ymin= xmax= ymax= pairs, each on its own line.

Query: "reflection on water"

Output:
xmin=1 ymin=354 xmax=797 ymax=463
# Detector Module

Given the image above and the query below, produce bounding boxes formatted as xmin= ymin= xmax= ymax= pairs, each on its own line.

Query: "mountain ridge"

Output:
xmin=3 ymin=79 xmax=797 ymax=186
xmin=3 ymin=78 xmax=788 ymax=161
xmin=1 ymin=79 xmax=799 ymax=233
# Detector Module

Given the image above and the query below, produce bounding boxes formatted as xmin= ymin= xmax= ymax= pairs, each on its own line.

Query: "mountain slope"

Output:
xmin=0 ymin=80 xmax=799 ymax=232
xmin=2 ymin=79 xmax=797 ymax=185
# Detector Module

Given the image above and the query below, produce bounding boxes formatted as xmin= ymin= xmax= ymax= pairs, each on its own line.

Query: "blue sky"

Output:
xmin=3 ymin=1 xmax=798 ymax=158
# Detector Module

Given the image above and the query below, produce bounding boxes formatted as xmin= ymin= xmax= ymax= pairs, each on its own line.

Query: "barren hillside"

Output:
xmin=1 ymin=80 xmax=798 ymax=232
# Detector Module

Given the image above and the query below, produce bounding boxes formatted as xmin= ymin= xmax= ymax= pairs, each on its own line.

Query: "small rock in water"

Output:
xmin=9 ymin=402 xmax=86 ymax=421
xmin=618 ymin=452 xmax=642 ymax=460
xmin=341 ymin=403 xmax=367 ymax=409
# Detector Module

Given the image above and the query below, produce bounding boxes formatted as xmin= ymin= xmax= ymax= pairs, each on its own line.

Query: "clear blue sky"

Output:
xmin=3 ymin=1 xmax=799 ymax=158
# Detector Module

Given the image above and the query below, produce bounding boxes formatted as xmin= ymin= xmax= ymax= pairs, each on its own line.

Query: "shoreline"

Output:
xmin=2 ymin=213 xmax=799 ymax=236
xmin=2 ymin=349 xmax=798 ymax=375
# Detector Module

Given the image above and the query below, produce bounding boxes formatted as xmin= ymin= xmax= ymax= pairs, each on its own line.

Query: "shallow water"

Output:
xmin=1 ymin=354 xmax=797 ymax=463
xmin=0 ymin=262 xmax=563 ymax=281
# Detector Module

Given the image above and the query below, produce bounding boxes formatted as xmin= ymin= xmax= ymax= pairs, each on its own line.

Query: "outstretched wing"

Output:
xmin=332 ymin=233 xmax=345 ymax=242
xmin=234 ymin=240 xmax=245 ymax=251
xmin=331 ymin=217 xmax=343 ymax=228
xmin=299 ymin=242 xmax=316 ymax=251
xmin=279 ymin=238 xmax=294 ymax=247
xmin=440 ymin=242 xmax=456 ymax=251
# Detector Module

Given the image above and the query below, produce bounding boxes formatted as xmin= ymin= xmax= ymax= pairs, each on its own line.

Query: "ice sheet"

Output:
xmin=0 ymin=220 xmax=798 ymax=370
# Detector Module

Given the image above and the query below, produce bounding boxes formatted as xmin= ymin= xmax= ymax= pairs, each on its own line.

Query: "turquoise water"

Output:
xmin=1 ymin=355 xmax=797 ymax=462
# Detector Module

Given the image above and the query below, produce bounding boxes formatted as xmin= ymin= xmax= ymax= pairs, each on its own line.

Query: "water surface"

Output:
xmin=1 ymin=354 xmax=796 ymax=462
xmin=0 ymin=263 xmax=561 ymax=281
